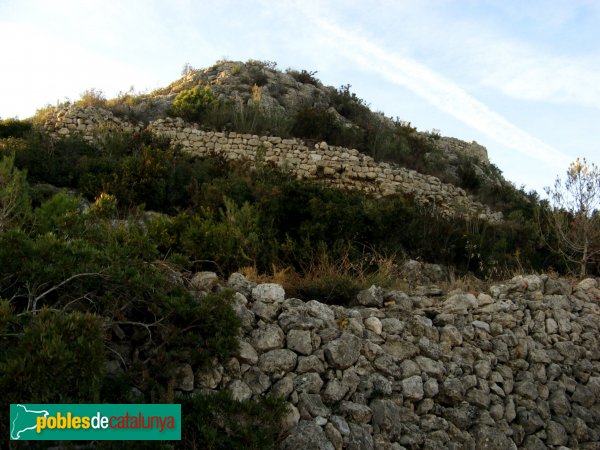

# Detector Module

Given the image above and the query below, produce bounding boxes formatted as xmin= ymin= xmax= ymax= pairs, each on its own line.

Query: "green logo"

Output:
xmin=10 ymin=404 xmax=181 ymax=440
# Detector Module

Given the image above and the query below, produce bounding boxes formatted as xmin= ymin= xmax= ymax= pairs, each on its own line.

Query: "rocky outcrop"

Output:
xmin=40 ymin=107 xmax=501 ymax=222
xmin=172 ymin=273 xmax=600 ymax=449
xmin=41 ymin=106 xmax=142 ymax=142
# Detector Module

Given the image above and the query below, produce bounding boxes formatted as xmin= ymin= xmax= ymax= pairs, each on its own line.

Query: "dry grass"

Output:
xmin=241 ymin=252 xmax=403 ymax=304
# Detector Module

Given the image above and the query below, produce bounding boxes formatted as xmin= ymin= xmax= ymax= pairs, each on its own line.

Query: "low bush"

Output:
xmin=180 ymin=391 xmax=288 ymax=450
xmin=75 ymin=88 xmax=107 ymax=108
xmin=171 ymin=85 xmax=218 ymax=123
xmin=287 ymin=68 xmax=320 ymax=86
xmin=0 ymin=309 xmax=106 ymax=405
xmin=0 ymin=118 xmax=32 ymax=138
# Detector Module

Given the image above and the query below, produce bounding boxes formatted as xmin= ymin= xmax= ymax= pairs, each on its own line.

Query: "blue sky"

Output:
xmin=1 ymin=0 xmax=599 ymax=196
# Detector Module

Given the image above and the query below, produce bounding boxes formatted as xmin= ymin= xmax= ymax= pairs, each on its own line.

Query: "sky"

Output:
xmin=1 ymin=0 xmax=599 ymax=196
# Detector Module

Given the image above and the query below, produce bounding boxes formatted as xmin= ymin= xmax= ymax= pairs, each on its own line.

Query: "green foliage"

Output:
xmin=287 ymin=68 xmax=319 ymax=86
xmin=457 ymin=162 xmax=482 ymax=191
xmin=543 ymin=158 xmax=600 ymax=276
xmin=246 ymin=61 xmax=272 ymax=87
xmin=180 ymin=391 xmax=288 ymax=450
xmin=0 ymin=118 xmax=32 ymax=138
xmin=166 ymin=289 xmax=241 ymax=367
xmin=332 ymin=84 xmax=371 ymax=122
xmin=0 ymin=152 xmax=31 ymax=231
xmin=75 ymin=88 xmax=107 ymax=108
xmin=291 ymin=107 xmax=342 ymax=143
xmin=34 ymin=190 xmax=83 ymax=233
xmin=171 ymin=85 xmax=218 ymax=122
xmin=0 ymin=309 xmax=105 ymax=404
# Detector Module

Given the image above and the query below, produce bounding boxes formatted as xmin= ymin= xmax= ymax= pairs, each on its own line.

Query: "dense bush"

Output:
xmin=180 ymin=391 xmax=288 ymax=449
xmin=75 ymin=88 xmax=108 ymax=108
xmin=0 ymin=308 xmax=106 ymax=404
xmin=171 ymin=85 xmax=218 ymax=122
xmin=287 ymin=68 xmax=320 ymax=86
xmin=0 ymin=118 xmax=32 ymax=138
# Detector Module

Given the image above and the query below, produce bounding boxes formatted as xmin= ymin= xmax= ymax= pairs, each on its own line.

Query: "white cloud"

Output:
xmin=0 ymin=23 xmax=156 ymax=118
xmin=295 ymin=4 xmax=571 ymax=169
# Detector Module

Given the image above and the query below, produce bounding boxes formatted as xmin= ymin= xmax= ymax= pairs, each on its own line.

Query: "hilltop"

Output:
xmin=1 ymin=59 xmax=598 ymax=449
xmin=39 ymin=60 xmax=511 ymax=207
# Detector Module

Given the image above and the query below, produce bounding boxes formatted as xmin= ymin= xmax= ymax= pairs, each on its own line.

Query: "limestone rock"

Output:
xmin=228 ymin=379 xmax=252 ymax=401
xmin=402 ymin=375 xmax=424 ymax=401
xmin=356 ymin=285 xmax=385 ymax=307
xmin=324 ymin=333 xmax=362 ymax=369
xmin=173 ymin=363 xmax=194 ymax=391
xmin=227 ymin=272 xmax=256 ymax=296
xmin=250 ymin=323 xmax=285 ymax=352
xmin=287 ymin=329 xmax=313 ymax=355
xmin=258 ymin=349 xmax=297 ymax=374
xmin=252 ymin=283 xmax=285 ymax=303
xmin=190 ymin=271 xmax=219 ymax=290
xmin=280 ymin=420 xmax=335 ymax=450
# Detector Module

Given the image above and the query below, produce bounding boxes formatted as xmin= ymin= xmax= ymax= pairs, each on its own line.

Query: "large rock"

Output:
xmin=228 ymin=380 xmax=252 ymax=401
xmin=356 ymin=285 xmax=385 ymax=307
xmin=173 ymin=363 xmax=194 ymax=392
xmin=337 ymin=401 xmax=373 ymax=423
xmin=382 ymin=338 xmax=418 ymax=361
xmin=298 ymin=393 xmax=331 ymax=418
xmin=294 ymin=372 xmax=324 ymax=394
xmin=471 ymin=424 xmax=517 ymax=450
xmin=371 ymin=399 xmax=402 ymax=437
xmin=402 ymin=375 xmax=424 ymax=401
xmin=227 ymin=272 xmax=256 ymax=296
xmin=250 ymin=299 xmax=280 ymax=321
xmin=237 ymin=339 xmax=259 ymax=365
xmin=252 ymin=283 xmax=285 ymax=303
xmin=258 ymin=349 xmax=297 ymax=374
xmin=323 ymin=379 xmax=349 ymax=404
xmin=249 ymin=324 xmax=285 ymax=352
xmin=280 ymin=420 xmax=335 ymax=450
xmin=287 ymin=329 xmax=313 ymax=355
xmin=324 ymin=333 xmax=362 ymax=369
xmin=364 ymin=316 xmax=382 ymax=335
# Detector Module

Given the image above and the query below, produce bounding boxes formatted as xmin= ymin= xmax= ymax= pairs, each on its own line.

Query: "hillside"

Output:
xmin=42 ymin=60 xmax=513 ymax=208
xmin=0 ymin=59 xmax=598 ymax=449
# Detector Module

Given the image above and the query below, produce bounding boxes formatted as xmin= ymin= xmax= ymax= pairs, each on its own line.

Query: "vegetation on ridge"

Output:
xmin=0 ymin=59 xmax=598 ymax=448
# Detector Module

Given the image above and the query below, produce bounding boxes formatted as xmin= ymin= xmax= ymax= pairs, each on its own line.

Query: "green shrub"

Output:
xmin=0 ymin=118 xmax=32 ymax=138
xmin=171 ymin=85 xmax=218 ymax=122
xmin=246 ymin=64 xmax=269 ymax=87
xmin=291 ymin=107 xmax=341 ymax=143
xmin=165 ymin=289 xmax=241 ymax=367
xmin=0 ymin=309 xmax=105 ymax=404
xmin=287 ymin=68 xmax=319 ymax=86
xmin=457 ymin=163 xmax=482 ymax=191
xmin=0 ymin=152 xmax=31 ymax=231
xmin=33 ymin=190 xmax=83 ymax=233
xmin=75 ymin=88 xmax=107 ymax=108
xmin=180 ymin=391 xmax=288 ymax=450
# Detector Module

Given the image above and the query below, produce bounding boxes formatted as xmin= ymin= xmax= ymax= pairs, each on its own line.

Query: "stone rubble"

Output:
xmin=175 ymin=272 xmax=600 ymax=449
xmin=40 ymin=106 xmax=502 ymax=222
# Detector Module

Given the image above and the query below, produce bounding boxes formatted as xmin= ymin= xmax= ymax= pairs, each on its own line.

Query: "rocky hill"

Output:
xmin=30 ymin=59 xmax=520 ymax=222
xmin=171 ymin=270 xmax=600 ymax=449
xmin=37 ymin=59 xmax=511 ymax=209
xmin=3 ymin=59 xmax=595 ymax=449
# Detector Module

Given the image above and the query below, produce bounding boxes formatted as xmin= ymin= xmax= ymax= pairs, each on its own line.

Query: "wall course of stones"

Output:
xmin=41 ymin=106 xmax=502 ymax=222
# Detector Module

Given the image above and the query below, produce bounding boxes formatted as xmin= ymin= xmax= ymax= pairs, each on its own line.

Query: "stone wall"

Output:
xmin=173 ymin=271 xmax=600 ymax=449
xmin=41 ymin=106 xmax=502 ymax=222
xmin=425 ymin=134 xmax=490 ymax=166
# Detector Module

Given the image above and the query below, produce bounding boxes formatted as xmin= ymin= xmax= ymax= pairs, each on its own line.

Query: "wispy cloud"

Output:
xmin=368 ymin=1 xmax=600 ymax=109
xmin=295 ymin=3 xmax=571 ymax=168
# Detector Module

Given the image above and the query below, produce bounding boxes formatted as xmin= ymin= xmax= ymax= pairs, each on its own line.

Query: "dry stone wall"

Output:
xmin=171 ymin=272 xmax=600 ymax=449
xmin=41 ymin=106 xmax=502 ymax=222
